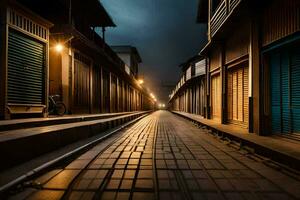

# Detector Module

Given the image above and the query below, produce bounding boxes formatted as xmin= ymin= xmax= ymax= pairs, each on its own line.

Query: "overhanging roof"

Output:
xmin=15 ymin=0 xmax=115 ymax=27
xmin=111 ymin=45 xmax=142 ymax=63
xmin=179 ymin=55 xmax=204 ymax=72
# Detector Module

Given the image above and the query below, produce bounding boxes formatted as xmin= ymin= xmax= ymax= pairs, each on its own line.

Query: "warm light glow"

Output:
xmin=150 ymin=93 xmax=156 ymax=99
xmin=55 ymin=44 xmax=64 ymax=52
xmin=138 ymin=79 xmax=144 ymax=84
xmin=162 ymin=104 xmax=165 ymax=108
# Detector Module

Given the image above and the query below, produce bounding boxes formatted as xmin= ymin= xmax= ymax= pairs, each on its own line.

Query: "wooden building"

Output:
xmin=0 ymin=0 xmax=155 ymax=119
xmin=170 ymin=0 xmax=299 ymax=136
xmin=0 ymin=0 xmax=52 ymax=119
xmin=169 ymin=56 xmax=207 ymax=118
xmin=260 ymin=0 xmax=300 ymax=135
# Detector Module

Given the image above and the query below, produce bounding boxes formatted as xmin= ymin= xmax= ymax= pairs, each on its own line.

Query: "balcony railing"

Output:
xmin=210 ymin=0 xmax=241 ymax=37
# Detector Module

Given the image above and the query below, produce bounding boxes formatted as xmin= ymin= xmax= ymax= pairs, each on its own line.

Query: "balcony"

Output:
xmin=210 ymin=0 xmax=241 ymax=38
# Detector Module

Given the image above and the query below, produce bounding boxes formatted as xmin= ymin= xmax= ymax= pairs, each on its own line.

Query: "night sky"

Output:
xmin=101 ymin=0 xmax=207 ymax=103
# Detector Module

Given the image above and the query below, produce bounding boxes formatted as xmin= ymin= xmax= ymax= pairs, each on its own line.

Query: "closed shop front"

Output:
xmin=102 ymin=70 xmax=110 ymax=113
xmin=211 ymin=74 xmax=221 ymax=121
xmin=8 ymin=29 xmax=45 ymax=107
xmin=1 ymin=7 xmax=51 ymax=118
xmin=227 ymin=64 xmax=249 ymax=127
xmin=73 ymin=53 xmax=91 ymax=113
xmin=199 ymin=78 xmax=206 ymax=117
xmin=92 ymin=65 xmax=101 ymax=113
xmin=270 ymin=46 xmax=300 ymax=134
xmin=110 ymin=74 xmax=118 ymax=113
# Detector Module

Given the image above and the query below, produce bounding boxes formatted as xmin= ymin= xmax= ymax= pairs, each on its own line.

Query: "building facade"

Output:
xmin=0 ymin=0 xmax=52 ymax=119
xmin=0 ymin=0 xmax=155 ymax=119
xmin=169 ymin=0 xmax=300 ymax=136
xmin=169 ymin=56 xmax=207 ymax=118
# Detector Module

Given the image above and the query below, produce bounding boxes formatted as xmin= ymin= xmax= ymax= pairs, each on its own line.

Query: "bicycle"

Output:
xmin=48 ymin=95 xmax=66 ymax=116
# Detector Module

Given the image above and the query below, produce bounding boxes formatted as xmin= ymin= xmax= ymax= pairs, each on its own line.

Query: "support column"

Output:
xmin=0 ymin=6 xmax=7 ymax=119
xmin=250 ymin=17 xmax=261 ymax=134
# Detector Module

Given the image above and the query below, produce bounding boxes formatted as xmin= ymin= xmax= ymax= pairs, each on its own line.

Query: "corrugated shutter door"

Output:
xmin=281 ymin=51 xmax=291 ymax=133
xmin=211 ymin=74 xmax=221 ymax=120
xmin=237 ymin=69 xmax=243 ymax=121
xmin=291 ymin=47 xmax=300 ymax=133
xmin=7 ymin=30 xmax=45 ymax=105
xmin=243 ymin=66 xmax=249 ymax=126
xmin=270 ymin=52 xmax=282 ymax=133
xmin=232 ymin=72 xmax=237 ymax=120
xmin=227 ymin=72 xmax=233 ymax=120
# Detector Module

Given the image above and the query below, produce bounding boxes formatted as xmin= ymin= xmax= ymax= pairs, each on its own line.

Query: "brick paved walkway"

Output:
xmin=9 ymin=111 xmax=300 ymax=200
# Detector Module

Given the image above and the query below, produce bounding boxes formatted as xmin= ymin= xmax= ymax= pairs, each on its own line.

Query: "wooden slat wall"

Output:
xmin=225 ymin=24 xmax=249 ymax=64
xmin=243 ymin=66 xmax=249 ymax=126
xmin=211 ymin=74 xmax=221 ymax=120
xmin=227 ymin=72 xmax=233 ymax=120
xmin=227 ymin=65 xmax=248 ymax=127
xmin=210 ymin=46 xmax=222 ymax=71
xmin=262 ymin=0 xmax=300 ymax=47
xmin=92 ymin=65 xmax=101 ymax=113
xmin=74 ymin=59 xmax=90 ymax=113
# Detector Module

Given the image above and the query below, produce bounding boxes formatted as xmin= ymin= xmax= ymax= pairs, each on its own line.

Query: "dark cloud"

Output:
xmin=102 ymin=0 xmax=207 ymax=103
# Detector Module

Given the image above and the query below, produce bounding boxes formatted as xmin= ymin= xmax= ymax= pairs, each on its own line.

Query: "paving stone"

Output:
xmin=27 ymin=190 xmax=64 ymax=200
xmin=132 ymin=192 xmax=155 ymax=200
xmin=215 ymin=179 xmax=235 ymax=191
xmin=124 ymin=170 xmax=136 ymax=179
xmin=34 ymin=169 xmax=62 ymax=185
xmin=138 ymin=170 xmax=153 ymax=179
xmin=128 ymin=159 xmax=139 ymax=165
xmin=197 ymin=179 xmax=218 ymax=191
xmin=106 ymin=179 xmax=121 ymax=189
xmin=112 ymin=170 xmax=124 ymax=179
xmin=140 ymin=159 xmax=152 ymax=166
xmin=116 ymin=192 xmax=131 ymax=200
xmin=120 ymin=179 xmax=133 ymax=190
xmin=65 ymin=159 xmax=90 ymax=169
xmin=117 ymin=159 xmax=128 ymax=165
xmin=135 ymin=179 xmax=154 ymax=189
xmin=101 ymin=192 xmax=117 ymax=200
xmin=68 ymin=191 xmax=95 ymax=200
xmin=44 ymin=170 xmax=80 ymax=189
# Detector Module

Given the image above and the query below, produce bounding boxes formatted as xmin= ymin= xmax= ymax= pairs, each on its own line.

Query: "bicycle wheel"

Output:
xmin=55 ymin=102 xmax=66 ymax=116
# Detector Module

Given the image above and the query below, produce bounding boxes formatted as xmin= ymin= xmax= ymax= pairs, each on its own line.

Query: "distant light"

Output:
xmin=138 ymin=79 xmax=144 ymax=85
xmin=162 ymin=104 xmax=165 ymax=108
xmin=55 ymin=44 xmax=64 ymax=52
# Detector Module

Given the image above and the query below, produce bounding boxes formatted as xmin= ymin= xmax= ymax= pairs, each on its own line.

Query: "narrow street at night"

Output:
xmin=1 ymin=0 xmax=300 ymax=199
xmin=4 ymin=111 xmax=300 ymax=200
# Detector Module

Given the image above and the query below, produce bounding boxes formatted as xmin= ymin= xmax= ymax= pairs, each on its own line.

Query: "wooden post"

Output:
xmin=0 ymin=6 xmax=7 ymax=119
xmin=250 ymin=17 xmax=261 ymax=134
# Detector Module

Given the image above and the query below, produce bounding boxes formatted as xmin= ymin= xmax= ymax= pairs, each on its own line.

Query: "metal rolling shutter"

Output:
xmin=270 ymin=53 xmax=282 ymax=133
xmin=7 ymin=30 xmax=45 ymax=105
xmin=281 ymin=51 xmax=291 ymax=133
xmin=291 ymin=47 xmax=300 ymax=133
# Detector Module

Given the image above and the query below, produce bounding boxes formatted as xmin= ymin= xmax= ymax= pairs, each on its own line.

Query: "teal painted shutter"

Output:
xmin=7 ymin=29 xmax=45 ymax=105
xmin=270 ymin=52 xmax=282 ymax=133
xmin=291 ymin=47 xmax=300 ymax=133
xmin=281 ymin=51 xmax=291 ymax=133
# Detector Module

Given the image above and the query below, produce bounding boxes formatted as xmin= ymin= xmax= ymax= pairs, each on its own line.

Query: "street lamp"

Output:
xmin=137 ymin=79 xmax=144 ymax=85
xmin=55 ymin=43 xmax=64 ymax=52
